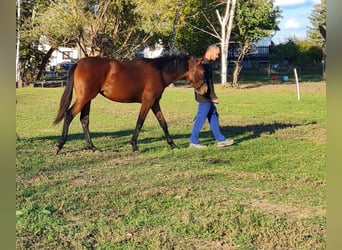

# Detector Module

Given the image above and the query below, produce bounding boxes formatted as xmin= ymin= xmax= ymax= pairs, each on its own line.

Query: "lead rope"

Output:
xmin=192 ymin=58 xmax=197 ymax=83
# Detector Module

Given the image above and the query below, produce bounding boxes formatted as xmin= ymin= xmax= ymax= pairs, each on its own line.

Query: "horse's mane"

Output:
xmin=139 ymin=54 xmax=189 ymax=74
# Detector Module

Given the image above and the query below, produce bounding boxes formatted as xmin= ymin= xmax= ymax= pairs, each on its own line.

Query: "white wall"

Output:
xmin=49 ymin=47 xmax=79 ymax=67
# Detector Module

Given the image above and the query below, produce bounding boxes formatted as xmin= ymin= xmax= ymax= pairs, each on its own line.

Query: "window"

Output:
xmin=62 ymin=51 xmax=73 ymax=60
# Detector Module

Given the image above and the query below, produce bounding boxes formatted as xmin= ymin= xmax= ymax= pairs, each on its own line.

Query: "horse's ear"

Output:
xmin=197 ymin=57 xmax=204 ymax=65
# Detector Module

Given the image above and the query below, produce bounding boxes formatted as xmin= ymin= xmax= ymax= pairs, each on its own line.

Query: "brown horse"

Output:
xmin=53 ymin=55 xmax=206 ymax=154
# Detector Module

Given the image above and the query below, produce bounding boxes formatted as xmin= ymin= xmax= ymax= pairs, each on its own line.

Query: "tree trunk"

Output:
xmin=36 ymin=47 xmax=55 ymax=81
xmin=216 ymin=0 xmax=236 ymax=86
xmin=169 ymin=0 xmax=182 ymax=54
xmin=319 ymin=25 xmax=326 ymax=81
xmin=231 ymin=44 xmax=249 ymax=87
xmin=231 ymin=62 xmax=241 ymax=87
xmin=220 ymin=28 xmax=227 ymax=85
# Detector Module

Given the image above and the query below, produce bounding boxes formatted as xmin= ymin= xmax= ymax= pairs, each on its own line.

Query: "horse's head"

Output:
xmin=186 ymin=58 xmax=207 ymax=95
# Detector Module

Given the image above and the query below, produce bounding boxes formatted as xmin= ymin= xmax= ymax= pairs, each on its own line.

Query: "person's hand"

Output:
xmin=212 ymin=98 xmax=219 ymax=104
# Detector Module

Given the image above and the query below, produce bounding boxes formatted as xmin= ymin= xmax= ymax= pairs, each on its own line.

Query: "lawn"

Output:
xmin=16 ymin=82 xmax=326 ymax=249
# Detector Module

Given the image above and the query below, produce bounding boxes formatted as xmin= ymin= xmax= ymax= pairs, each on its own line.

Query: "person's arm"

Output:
xmin=212 ymin=97 xmax=219 ymax=104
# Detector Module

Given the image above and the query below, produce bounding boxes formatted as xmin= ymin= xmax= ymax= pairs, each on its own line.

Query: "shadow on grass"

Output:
xmin=221 ymin=121 xmax=317 ymax=143
xmin=20 ymin=121 xmax=317 ymax=153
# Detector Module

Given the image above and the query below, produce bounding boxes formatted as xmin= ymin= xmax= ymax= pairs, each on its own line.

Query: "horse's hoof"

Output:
xmin=170 ymin=144 xmax=177 ymax=150
xmin=55 ymin=145 xmax=61 ymax=155
xmin=83 ymin=146 xmax=101 ymax=153
xmin=92 ymin=147 xmax=101 ymax=153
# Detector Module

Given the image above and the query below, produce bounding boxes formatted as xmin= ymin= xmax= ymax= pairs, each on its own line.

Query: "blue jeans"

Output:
xmin=190 ymin=102 xmax=226 ymax=144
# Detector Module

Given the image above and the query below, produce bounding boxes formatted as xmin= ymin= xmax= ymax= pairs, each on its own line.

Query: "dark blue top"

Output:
xmin=194 ymin=59 xmax=218 ymax=103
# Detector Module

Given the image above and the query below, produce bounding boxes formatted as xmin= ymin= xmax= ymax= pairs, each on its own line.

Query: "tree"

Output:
xmin=230 ymin=0 xmax=281 ymax=87
xmin=307 ymin=0 xmax=326 ymax=80
xmin=169 ymin=0 xmax=182 ymax=52
xmin=176 ymin=0 xmax=219 ymax=56
xmin=270 ymin=40 xmax=299 ymax=66
xmin=36 ymin=0 xmax=139 ymax=58
xmin=181 ymin=0 xmax=280 ymax=86
xmin=307 ymin=1 xmax=326 ymax=46
xmin=18 ymin=0 xmax=239 ymax=84
xmin=21 ymin=0 xmax=188 ymax=82
xmin=132 ymin=0 xmax=184 ymax=52
xmin=216 ymin=0 xmax=237 ymax=85
xmin=132 ymin=0 xmax=178 ymax=37
xmin=17 ymin=0 xmax=51 ymax=84
xmin=32 ymin=0 xmax=88 ymax=80
xmin=23 ymin=0 xmax=151 ymax=80
xmin=179 ymin=0 xmax=237 ymax=85
xmin=270 ymin=39 xmax=322 ymax=68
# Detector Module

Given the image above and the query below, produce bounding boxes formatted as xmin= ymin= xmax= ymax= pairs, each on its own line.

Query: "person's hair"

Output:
xmin=206 ymin=44 xmax=220 ymax=53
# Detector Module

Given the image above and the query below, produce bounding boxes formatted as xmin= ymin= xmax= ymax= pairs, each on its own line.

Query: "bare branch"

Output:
xmin=222 ymin=0 xmax=231 ymax=24
xmin=200 ymin=10 xmax=220 ymax=38
xmin=216 ymin=9 xmax=223 ymax=24
xmin=225 ymin=0 xmax=236 ymax=45
xmin=185 ymin=22 xmax=221 ymax=40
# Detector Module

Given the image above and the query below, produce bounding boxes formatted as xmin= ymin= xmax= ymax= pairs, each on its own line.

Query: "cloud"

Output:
xmin=284 ymin=18 xmax=303 ymax=30
xmin=274 ymin=0 xmax=308 ymax=7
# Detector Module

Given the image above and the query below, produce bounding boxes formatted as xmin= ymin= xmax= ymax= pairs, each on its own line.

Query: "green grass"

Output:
xmin=213 ymin=71 xmax=324 ymax=84
xmin=16 ymin=82 xmax=326 ymax=249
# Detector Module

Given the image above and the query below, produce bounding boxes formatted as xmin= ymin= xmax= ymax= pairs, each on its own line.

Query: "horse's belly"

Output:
xmin=101 ymin=83 xmax=142 ymax=103
xmin=106 ymin=94 xmax=141 ymax=103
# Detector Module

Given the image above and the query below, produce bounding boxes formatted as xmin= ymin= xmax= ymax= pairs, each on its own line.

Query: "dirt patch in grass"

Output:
xmin=242 ymin=198 xmax=326 ymax=220
xmin=240 ymin=82 xmax=326 ymax=94
xmin=275 ymin=123 xmax=326 ymax=144
xmin=196 ymin=240 xmax=238 ymax=250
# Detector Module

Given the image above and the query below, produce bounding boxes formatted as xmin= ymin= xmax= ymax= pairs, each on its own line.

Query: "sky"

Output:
xmin=271 ymin=0 xmax=321 ymax=44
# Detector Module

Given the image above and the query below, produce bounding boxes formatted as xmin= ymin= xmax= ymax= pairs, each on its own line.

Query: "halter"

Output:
xmin=191 ymin=58 xmax=206 ymax=92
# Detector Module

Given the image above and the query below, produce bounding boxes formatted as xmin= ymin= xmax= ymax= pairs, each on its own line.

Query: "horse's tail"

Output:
xmin=53 ymin=63 xmax=77 ymax=125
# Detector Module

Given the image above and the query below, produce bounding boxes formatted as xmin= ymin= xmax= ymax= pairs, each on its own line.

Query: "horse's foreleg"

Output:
xmin=80 ymin=101 xmax=99 ymax=152
xmin=131 ymin=103 xmax=151 ymax=152
xmin=55 ymin=109 xmax=74 ymax=154
xmin=151 ymin=101 xmax=177 ymax=149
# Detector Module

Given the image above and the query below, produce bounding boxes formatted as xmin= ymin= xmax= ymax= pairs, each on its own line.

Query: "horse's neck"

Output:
xmin=162 ymin=72 xmax=185 ymax=86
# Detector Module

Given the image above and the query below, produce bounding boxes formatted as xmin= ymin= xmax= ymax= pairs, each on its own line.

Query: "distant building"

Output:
xmin=48 ymin=47 xmax=78 ymax=69
xmin=38 ymin=38 xmax=79 ymax=71
xmin=135 ymin=39 xmax=164 ymax=58
xmin=228 ymin=38 xmax=272 ymax=69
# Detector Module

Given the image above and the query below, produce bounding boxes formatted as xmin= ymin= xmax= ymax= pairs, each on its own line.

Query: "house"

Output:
xmin=228 ymin=38 xmax=271 ymax=69
xmin=38 ymin=40 xmax=79 ymax=71
xmin=49 ymin=47 xmax=78 ymax=70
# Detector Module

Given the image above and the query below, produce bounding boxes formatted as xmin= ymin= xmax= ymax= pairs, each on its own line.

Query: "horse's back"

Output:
xmin=76 ymin=57 xmax=112 ymax=73
xmin=72 ymin=56 xmax=166 ymax=103
xmin=102 ymin=59 xmax=163 ymax=103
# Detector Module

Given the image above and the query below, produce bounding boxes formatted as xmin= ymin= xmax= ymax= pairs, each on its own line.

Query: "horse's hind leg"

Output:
xmin=151 ymin=101 xmax=177 ymax=149
xmin=55 ymin=100 xmax=90 ymax=154
xmin=131 ymin=102 xmax=152 ymax=152
xmin=55 ymin=109 xmax=74 ymax=154
xmin=80 ymin=101 xmax=99 ymax=152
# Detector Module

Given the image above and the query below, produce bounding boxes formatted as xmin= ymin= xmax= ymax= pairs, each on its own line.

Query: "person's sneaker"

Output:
xmin=189 ymin=143 xmax=207 ymax=149
xmin=217 ymin=139 xmax=234 ymax=147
